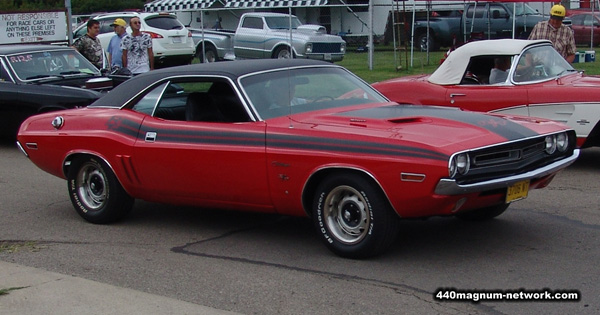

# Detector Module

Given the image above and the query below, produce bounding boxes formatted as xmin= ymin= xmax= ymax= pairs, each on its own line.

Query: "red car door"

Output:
xmin=132 ymin=117 xmax=272 ymax=209
xmin=443 ymin=84 xmax=530 ymax=116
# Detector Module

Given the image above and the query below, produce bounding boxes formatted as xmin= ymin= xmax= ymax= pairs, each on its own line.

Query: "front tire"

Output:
xmin=273 ymin=46 xmax=293 ymax=59
xmin=312 ymin=173 xmax=399 ymax=258
xmin=416 ymin=33 xmax=439 ymax=51
xmin=456 ymin=204 xmax=509 ymax=221
xmin=67 ymin=157 xmax=134 ymax=224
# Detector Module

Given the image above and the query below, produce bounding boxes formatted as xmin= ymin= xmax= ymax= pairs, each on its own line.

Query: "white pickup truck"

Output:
xmin=190 ymin=12 xmax=346 ymax=63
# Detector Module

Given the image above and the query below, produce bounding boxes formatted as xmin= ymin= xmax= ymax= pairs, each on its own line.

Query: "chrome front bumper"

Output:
xmin=434 ymin=149 xmax=580 ymax=195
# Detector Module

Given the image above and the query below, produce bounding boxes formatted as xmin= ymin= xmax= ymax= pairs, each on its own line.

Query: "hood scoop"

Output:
xmin=388 ymin=117 xmax=423 ymax=124
xmin=297 ymin=24 xmax=326 ymax=34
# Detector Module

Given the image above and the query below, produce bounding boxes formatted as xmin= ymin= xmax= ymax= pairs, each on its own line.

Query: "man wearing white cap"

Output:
xmin=528 ymin=4 xmax=576 ymax=63
xmin=107 ymin=18 xmax=127 ymax=70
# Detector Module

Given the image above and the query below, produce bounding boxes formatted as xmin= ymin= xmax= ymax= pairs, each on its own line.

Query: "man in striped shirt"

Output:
xmin=528 ymin=4 xmax=576 ymax=63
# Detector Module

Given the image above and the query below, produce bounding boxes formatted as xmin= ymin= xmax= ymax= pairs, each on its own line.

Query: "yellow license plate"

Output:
xmin=506 ymin=180 xmax=530 ymax=203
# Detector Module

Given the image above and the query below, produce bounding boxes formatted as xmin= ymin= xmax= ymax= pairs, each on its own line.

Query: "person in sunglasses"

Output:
xmin=120 ymin=17 xmax=154 ymax=74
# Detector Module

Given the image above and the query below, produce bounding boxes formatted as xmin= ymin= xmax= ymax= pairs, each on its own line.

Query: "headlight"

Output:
xmin=449 ymin=153 xmax=470 ymax=178
xmin=545 ymin=135 xmax=557 ymax=154
xmin=556 ymin=132 xmax=569 ymax=152
xmin=340 ymin=43 xmax=346 ymax=53
xmin=306 ymin=43 xmax=312 ymax=53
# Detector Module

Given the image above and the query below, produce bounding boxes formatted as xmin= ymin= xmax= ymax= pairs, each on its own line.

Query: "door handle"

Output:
xmin=450 ymin=93 xmax=466 ymax=104
xmin=145 ymin=132 xmax=157 ymax=142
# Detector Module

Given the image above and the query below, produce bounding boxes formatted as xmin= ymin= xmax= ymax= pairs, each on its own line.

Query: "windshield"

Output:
xmin=7 ymin=49 xmax=100 ymax=82
xmin=512 ymin=45 xmax=575 ymax=83
xmin=511 ymin=3 xmax=539 ymax=16
xmin=265 ymin=16 xmax=302 ymax=29
xmin=240 ymin=67 xmax=388 ymax=120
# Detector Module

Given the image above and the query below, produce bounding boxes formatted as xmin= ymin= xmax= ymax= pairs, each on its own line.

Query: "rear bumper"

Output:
xmin=154 ymin=54 xmax=194 ymax=67
xmin=434 ymin=149 xmax=579 ymax=195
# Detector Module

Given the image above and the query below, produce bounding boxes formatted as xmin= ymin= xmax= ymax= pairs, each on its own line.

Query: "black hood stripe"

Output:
xmin=340 ymin=106 xmax=540 ymax=141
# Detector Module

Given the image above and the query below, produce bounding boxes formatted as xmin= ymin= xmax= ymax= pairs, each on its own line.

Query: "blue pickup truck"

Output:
xmin=414 ymin=2 xmax=546 ymax=51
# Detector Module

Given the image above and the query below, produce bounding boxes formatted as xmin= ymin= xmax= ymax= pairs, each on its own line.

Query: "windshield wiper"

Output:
xmin=60 ymin=70 xmax=95 ymax=76
xmin=25 ymin=74 xmax=63 ymax=80
xmin=557 ymin=69 xmax=578 ymax=77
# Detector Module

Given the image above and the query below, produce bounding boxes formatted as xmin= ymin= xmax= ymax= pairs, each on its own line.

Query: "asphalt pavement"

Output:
xmin=0 ymin=261 xmax=238 ymax=314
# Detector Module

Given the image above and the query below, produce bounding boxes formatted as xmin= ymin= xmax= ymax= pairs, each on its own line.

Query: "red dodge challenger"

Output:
xmin=373 ymin=39 xmax=600 ymax=149
xmin=17 ymin=59 xmax=578 ymax=258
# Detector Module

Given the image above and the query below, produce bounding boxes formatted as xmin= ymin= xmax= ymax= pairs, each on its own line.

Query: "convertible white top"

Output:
xmin=428 ymin=39 xmax=551 ymax=85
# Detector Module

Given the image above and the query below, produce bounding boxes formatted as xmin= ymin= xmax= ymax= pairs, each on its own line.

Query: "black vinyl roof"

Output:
xmin=91 ymin=59 xmax=335 ymax=108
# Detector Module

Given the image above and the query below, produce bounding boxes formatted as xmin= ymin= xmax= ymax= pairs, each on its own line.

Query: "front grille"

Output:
xmin=312 ymin=43 xmax=342 ymax=53
xmin=455 ymin=131 xmax=575 ymax=185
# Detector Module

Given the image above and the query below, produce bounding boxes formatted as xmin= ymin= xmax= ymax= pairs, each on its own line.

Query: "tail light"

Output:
xmin=188 ymin=31 xmax=192 ymax=37
xmin=142 ymin=31 xmax=163 ymax=39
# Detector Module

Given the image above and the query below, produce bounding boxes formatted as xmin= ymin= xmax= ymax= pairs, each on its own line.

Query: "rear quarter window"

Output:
xmin=144 ymin=16 xmax=183 ymax=30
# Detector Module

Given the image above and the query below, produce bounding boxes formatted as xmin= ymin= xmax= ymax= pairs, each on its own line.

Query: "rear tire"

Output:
xmin=67 ymin=156 xmax=134 ymax=224
xmin=456 ymin=204 xmax=509 ymax=221
xmin=312 ymin=173 xmax=399 ymax=258
xmin=195 ymin=44 xmax=218 ymax=63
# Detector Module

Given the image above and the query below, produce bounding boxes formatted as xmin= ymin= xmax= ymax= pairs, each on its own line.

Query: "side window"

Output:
xmin=99 ymin=19 xmax=114 ymax=34
xmin=489 ymin=5 xmax=509 ymax=19
xmin=132 ymin=82 xmax=169 ymax=115
xmin=73 ymin=26 xmax=87 ymax=39
xmin=1 ymin=62 xmax=13 ymax=82
xmin=241 ymin=17 xmax=263 ymax=29
xmin=570 ymin=15 xmax=584 ymax=26
xmin=584 ymin=15 xmax=594 ymax=27
xmin=466 ymin=6 xmax=486 ymax=19
xmin=153 ymin=79 xmax=250 ymax=123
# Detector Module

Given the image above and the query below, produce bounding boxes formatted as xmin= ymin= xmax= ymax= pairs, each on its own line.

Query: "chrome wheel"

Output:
xmin=204 ymin=49 xmax=217 ymax=63
xmin=68 ymin=157 xmax=134 ymax=224
xmin=323 ymin=185 xmax=370 ymax=244
xmin=275 ymin=47 xmax=292 ymax=59
xmin=312 ymin=173 xmax=399 ymax=258
xmin=76 ymin=161 xmax=107 ymax=211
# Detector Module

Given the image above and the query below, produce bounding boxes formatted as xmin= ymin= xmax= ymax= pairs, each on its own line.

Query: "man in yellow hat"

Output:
xmin=528 ymin=4 xmax=576 ymax=63
xmin=107 ymin=18 xmax=128 ymax=70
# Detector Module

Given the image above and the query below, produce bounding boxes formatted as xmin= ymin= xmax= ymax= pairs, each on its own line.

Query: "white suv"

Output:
xmin=74 ymin=12 xmax=195 ymax=68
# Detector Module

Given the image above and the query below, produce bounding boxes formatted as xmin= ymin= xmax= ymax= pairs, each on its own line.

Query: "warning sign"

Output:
xmin=0 ymin=11 xmax=67 ymax=44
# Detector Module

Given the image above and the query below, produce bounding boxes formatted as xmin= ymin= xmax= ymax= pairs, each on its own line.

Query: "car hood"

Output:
xmin=565 ymin=73 xmax=600 ymax=86
xmin=373 ymin=74 xmax=430 ymax=85
xmin=290 ymin=104 xmax=566 ymax=154
xmin=272 ymin=29 xmax=345 ymax=42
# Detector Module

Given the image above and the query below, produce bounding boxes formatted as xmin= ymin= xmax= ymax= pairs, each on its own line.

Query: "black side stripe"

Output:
xmin=106 ymin=117 xmax=449 ymax=161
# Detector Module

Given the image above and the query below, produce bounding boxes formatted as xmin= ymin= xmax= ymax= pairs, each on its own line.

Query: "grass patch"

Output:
xmin=0 ymin=241 xmax=43 ymax=254
xmin=0 ymin=287 xmax=28 ymax=296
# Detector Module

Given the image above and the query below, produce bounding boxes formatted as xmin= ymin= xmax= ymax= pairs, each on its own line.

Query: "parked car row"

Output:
xmin=73 ymin=12 xmax=346 ymax=68
xmin=73 ymin=12 xmax=196 ymax=68
xmin=8 ymin=36 xmax=594 ymax=258
xmin=16 ymin=58 xmax=579 ymax=258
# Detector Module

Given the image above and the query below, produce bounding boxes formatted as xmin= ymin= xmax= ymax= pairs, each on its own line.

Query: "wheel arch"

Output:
xmin=195 ymin=41 xmax=218 ymax=60
xmin=63 ymin=152 xmax=132 ymax=195
xmin=271 ymin=43 xmax=297 ymax=58
xmin=195 ymin=40 xmax=217 ymax=53
xmin=301 ymin=166 xmax=397 ymax=218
